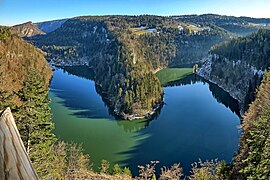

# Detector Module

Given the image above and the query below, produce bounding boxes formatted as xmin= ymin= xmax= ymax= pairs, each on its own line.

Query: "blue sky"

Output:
xmin=1 ymin=0 xmax=270 ymax=26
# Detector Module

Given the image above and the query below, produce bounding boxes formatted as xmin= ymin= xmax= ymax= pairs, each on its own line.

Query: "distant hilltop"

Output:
xmin=9 ymin=14 xmax=270 ymax=38
xmin=10 ymin=19 xmax=67 ymax=37
xmin=11 ymin=21 xmax=45 ymax=37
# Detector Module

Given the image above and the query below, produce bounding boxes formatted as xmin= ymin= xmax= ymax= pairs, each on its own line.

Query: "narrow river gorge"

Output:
xmin=49 ymin=66 xmax=241 ymax=175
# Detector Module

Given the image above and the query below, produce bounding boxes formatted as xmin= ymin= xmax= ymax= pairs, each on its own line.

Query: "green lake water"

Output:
xmin=49 ymin=66 xmax=240 ymax=175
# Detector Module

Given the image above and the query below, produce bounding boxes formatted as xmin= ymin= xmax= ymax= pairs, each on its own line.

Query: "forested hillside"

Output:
xmin=0 ymin=27 xmax=51 ymax=107
xmin=211 ymin=29 xmax=270 ymax=69
xmin=35 ymin=19 xmax=67 ymax=33
xmin=0 ymin=27 xmax=55 ymax=178
xmin=231 ymin=70 xmax=270 ymax=179
xmin=31 ymin=15 xmax=230 ymax=119
xmin=0 ymin=27 xmax=132 ymax=179
xmin=198 ymin=29 xmax=270 ymax=111
xmin=176 ymin=14 xmax=270 ymax=36
xmin=33 ymin=16 xmax=164 ymax=119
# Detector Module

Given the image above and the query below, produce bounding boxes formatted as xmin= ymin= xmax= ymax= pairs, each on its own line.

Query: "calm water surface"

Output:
xmin=49 ymin=67 xmax=241 ymax=175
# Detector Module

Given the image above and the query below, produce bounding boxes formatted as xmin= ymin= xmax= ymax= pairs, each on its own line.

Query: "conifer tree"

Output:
xmin=16 ymin=69 xmax=56 ymax=177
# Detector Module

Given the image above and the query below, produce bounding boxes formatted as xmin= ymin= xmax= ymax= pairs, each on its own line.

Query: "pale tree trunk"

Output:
xmin=27 ymin=128 xmax=31 ymax=154
xmin=0 ymin=107 xmax=39 ymax=180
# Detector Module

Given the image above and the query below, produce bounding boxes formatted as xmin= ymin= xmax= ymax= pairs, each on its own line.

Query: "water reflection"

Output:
xmin=165 ymin=74 xmax=240 ymax=116
xmin=61 ymin=66 xmax=95 ymax=81
xmin=50 ymin=66 xmax=240 ymax=176
xmin=60 ymin=66 xmax=240 ymax=122
xmin=116 ymin=119 xmax=150 ymax=133
xmin=119 ymin=75 xmax=240 ymax=176
xmin=56 ymin=65 xmax=164 ymax=130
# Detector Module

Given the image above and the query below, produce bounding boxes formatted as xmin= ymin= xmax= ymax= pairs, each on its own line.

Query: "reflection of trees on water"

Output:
xmin=164 ymin=74 xmax=201 ymax=87
xmin=116 ymin=104 xmax=164 ymax=133
xmin=55 ymin=66 xmax=154 ymax=132
xmin=96 ymin=84 xmax=164 ymax=133
xmin=57 ymin=66 xmax=240 ymax=133
xmin=61 ymin=66 xmax=96 ymax=81
xmin=116 ymin=119 xmax=150 ymax=133
xmin=208 ymin=81 xmax=240 ymax=117
xmin=165 ymin=74 xmax=240 ymax=117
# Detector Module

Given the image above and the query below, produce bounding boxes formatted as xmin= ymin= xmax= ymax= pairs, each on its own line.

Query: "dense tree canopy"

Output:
xmin=177 ymin=14 xmax=270 ymax=36
xmin=232 ymin=70 xmax=270 ymax=179
xmin=1 ymin=15 xmax=270 ymax=179
xmin=31 ymin=15 xmax=230 ymax=118
xmin=211 ymin=29 xmax=270 ymax=69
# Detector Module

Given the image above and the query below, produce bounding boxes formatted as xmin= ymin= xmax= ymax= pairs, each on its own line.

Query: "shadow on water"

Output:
xmin=118 ymin=74 xmax=241 ymax=176
xmin=61 ymin=66 xmax=95 ymax=81
xmin=52 ymin=66 xmax=163 ymax=129
xmin=165 ymin=74 xmax=240 ymax=117
xmin=50 ymin=67 xmax=155 ymax=172
xmin=50 ymin=88 xmax=113 ymax=119
xmin=51 ymin=66 xmax=115 ymax=119
xmin=50 ymin=66 xmax=240 ymax=177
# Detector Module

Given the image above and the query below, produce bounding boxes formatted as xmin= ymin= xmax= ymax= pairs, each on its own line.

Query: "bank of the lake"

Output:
xmin=49 ymin=66 xmax=241 ymax=175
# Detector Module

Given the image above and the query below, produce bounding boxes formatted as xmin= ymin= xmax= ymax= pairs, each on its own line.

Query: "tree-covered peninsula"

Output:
xmin=31 ymin=15 xmax=230 ymax=119
xmin=1 ymin=14 xmax=270 ymax=179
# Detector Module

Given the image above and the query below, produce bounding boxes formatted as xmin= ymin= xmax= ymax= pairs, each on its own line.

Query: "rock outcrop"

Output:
xmin=198 ymin=29 xmax=270 ymax=112
xmin=197 ymin=54 xmax=263 ymax=113
xmin=11 ymin=21 xmax=45 ymax=37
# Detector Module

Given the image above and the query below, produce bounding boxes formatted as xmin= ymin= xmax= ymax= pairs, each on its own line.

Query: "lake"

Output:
xmin=49 ymin=66 xmax=241 ymax=175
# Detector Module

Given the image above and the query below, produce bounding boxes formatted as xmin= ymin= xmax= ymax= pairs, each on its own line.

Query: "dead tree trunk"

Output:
xmin=0 ymin=107 xmax=39 ymax=180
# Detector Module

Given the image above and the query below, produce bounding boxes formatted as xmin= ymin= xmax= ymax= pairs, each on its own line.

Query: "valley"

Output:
xmin=50 ymin=66 xmax=240 ymax=176
xmin=29 ymin=15 xmax=232 ymax=119
xmin=27 ymin=15 xmax=270 ymax=119
xmin=1 ymin=13 xmax=270 ymax=179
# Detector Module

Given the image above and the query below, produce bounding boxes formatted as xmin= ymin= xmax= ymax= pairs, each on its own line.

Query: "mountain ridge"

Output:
xmin=10 ymin=14 xmax=270 ymax=118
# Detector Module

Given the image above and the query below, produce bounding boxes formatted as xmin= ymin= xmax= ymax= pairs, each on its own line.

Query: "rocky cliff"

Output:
xmin=11 ymin=21 xmax=45 ymax=37
xmin=198 ymin=29 xmax=270 ymax=112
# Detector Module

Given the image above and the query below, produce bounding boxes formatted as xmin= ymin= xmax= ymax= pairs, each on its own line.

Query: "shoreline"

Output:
xmin=51 ymin=62 xmax=165 ymax=120
xmin=117 ymin=101 xmax=164 ymax=120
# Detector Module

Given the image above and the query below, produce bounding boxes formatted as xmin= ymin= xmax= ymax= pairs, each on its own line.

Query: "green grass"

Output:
xmin=133 ymin=30 xmax=148 ymax=35
xmin=156 ymin=68 xmax=193 ymax=86
xmin=130 ymin=27 xmax=141 ymax=31
xmin=129 ymin=28 xmax=148 ymax=35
